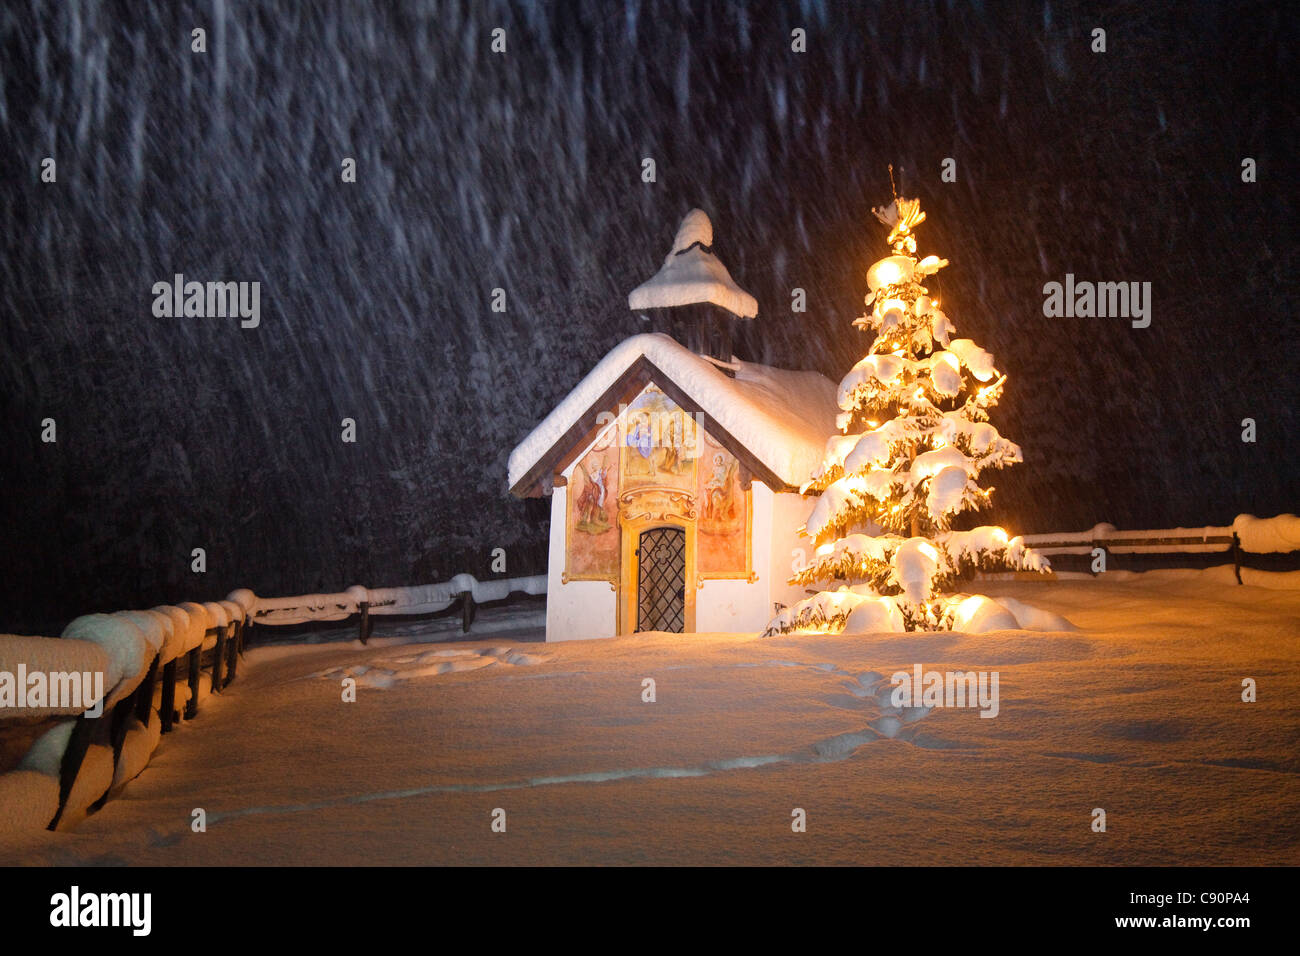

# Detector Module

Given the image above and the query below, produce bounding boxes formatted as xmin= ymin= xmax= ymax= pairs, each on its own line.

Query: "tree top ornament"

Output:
xmin=872 ymin=196 xmax=927 ymax=254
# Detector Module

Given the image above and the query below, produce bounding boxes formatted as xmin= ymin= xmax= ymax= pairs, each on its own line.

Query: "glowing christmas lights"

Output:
xmin=766 ymin=196 xmax=1049 ymax=634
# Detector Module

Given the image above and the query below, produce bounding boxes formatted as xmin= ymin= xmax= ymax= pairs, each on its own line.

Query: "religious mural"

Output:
xmin=696 ymin=432 xmax=747 ymax=573
xmin=620 ymin=386 xmax=697 ymax=488
xmin=566 ymin=383 xmax=749 ymax=583
xmin=564 ymin=425 xmax=619 ymax=579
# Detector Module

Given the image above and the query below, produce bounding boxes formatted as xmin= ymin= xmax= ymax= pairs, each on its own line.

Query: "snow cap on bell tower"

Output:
xmin=671 ymin=208 xmax=714 ymax=253
xmin=627 ymin=209 xmax=758 ymax=319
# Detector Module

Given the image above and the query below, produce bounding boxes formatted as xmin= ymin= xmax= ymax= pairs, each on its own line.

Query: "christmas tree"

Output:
xmin=767 ymin=194 xmax=1048 ymax=634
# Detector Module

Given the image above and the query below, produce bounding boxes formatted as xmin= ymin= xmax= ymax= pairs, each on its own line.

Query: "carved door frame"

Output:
xmin=619 ymin=515 xmax=696 ymax=635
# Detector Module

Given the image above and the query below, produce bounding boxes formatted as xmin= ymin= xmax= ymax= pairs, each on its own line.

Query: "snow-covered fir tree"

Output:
xmin=767 ymin=196 xmax=1048 ymax=634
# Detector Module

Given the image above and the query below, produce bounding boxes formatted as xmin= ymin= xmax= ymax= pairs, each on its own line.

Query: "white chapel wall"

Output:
xmin=545 ymin=482 xmax=618 ymax=642
xmin=768 ymin=489 xmax=818 ymax=614
xmin=695 ymin=480 xmax=775 ymax=633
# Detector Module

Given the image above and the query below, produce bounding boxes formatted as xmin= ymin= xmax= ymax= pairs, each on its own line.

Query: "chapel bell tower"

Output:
xmin=627 ymin=209 xmax=758 ymax=364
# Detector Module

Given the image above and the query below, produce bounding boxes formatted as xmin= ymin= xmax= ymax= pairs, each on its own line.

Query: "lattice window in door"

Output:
xmin=637 ymin=527 xmax=686 ymax=633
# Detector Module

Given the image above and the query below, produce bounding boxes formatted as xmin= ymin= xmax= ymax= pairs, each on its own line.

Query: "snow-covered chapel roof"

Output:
xmin=508 ymin=333 xmax=837 ymax=496
xmin=627 ymin=210 xmax=759 ymax=318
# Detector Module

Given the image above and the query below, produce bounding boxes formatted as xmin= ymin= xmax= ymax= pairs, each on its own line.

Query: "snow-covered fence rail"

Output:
xmin=238 ymin=573 xmax=547 ymax=642
xmin=1022 ymin=513 xmax=1299 ymax=582
xmin=0 ymin=572 xmax=545 ymax=834
xmin=1 ymin=599 xmax=249 ymax=832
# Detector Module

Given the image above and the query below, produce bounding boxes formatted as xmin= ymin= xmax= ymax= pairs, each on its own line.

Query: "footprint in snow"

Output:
xmin=312 ymin=646 xmax=552 ymax=689
xmin=812 ymin=671 xmax=953 ymax=755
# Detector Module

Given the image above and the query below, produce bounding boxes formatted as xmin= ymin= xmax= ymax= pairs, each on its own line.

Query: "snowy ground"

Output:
xmin=2 ymin=569 xmax=1297 ymax=866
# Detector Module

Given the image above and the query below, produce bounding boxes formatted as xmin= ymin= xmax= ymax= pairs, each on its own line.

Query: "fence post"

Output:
xmin=160 ymin=658 xmax=177 ymax=733
xmin=211 ymin=625 xmax=227 ymax=693
xmin=135 ymin=653 xmax=159 ymax=727
xmin=90 ymin=696 xmax=136 ymax=813
xmin=1232 ymin=532 xmax=1243 ymax=585
xmin=47 ymin=713 xmax=96 ymax=830
xmin=359 ymin=601 xmax=372 ymax=644
xmin=185 ymin=647 xmax=201 ymax=719
xmin=461 ymin=591 xmax=476 ymax=633
xmin=225 ymin=621 xmax=241 ymax=686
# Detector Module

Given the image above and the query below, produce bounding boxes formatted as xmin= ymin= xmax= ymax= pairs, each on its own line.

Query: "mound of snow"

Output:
xmin=1234 ymin=514 xmax=1300 ymax=554
xmin=842 ymin=596 xmax=905 ymax=634
xmin=866 ymin=254 xmax=916 ymax=292
xmin=892 ymin=538 xmax=940 ymax=605
xmin=176 ymin=603 xmax=211 ymax=652
xmin=945 ymin=595 xmax=1019 ymax=632
xmin=60 ymin=743 xmax=114 ymax=823
xmin=990 ymin=596 xmax=1077 ymax=631
xmin=946 ymin=339 xmax=998 ymax=381
xmin=929 ymin=352 xmax=962 ymax=396
xmin=150 ymin=606 xmax=192 ymax=662
xmin=112 ymin=715 xmax=163 ymax=788
xmin=203 ymin=601 xmax=229 ymax=629
xmin=113 ymin=610 xmax=168 ymax=657
xmin=226 ymin=588 xmax=257 ymax=613
xmin=944 ymin=594 xmax=1075 ymax=633
xmin=671 ymin=208 xmax=713 ymax=252
xmin=18 ymin=720 xmax=76 ymax=776
xmin=11 ymin=722 xmax=115 ymax=825
xmin=219 ymin=599 xmax=246 ymax=626
xmin=60 ymin=614 xmax=151 ymax=703
xmin=0 ymin=770 xmax=59 ymax=832
xmin=926 ymin=465 xmax=972 ymax=522
xmin=837 ymin=353 xmax=905 ymax=408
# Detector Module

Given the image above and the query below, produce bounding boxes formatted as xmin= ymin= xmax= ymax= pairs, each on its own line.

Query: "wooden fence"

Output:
xmin=1 ymin=572 xmax=545 ymax=832
xmin=239 ymin=573 xmax=548 ymax=642
xmin=1021 ymin=517 xmax=1299 ymax=583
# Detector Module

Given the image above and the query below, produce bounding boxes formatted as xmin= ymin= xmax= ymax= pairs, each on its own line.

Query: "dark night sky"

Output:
xmin=1 ymin=0 xmax=1295 ymax=633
